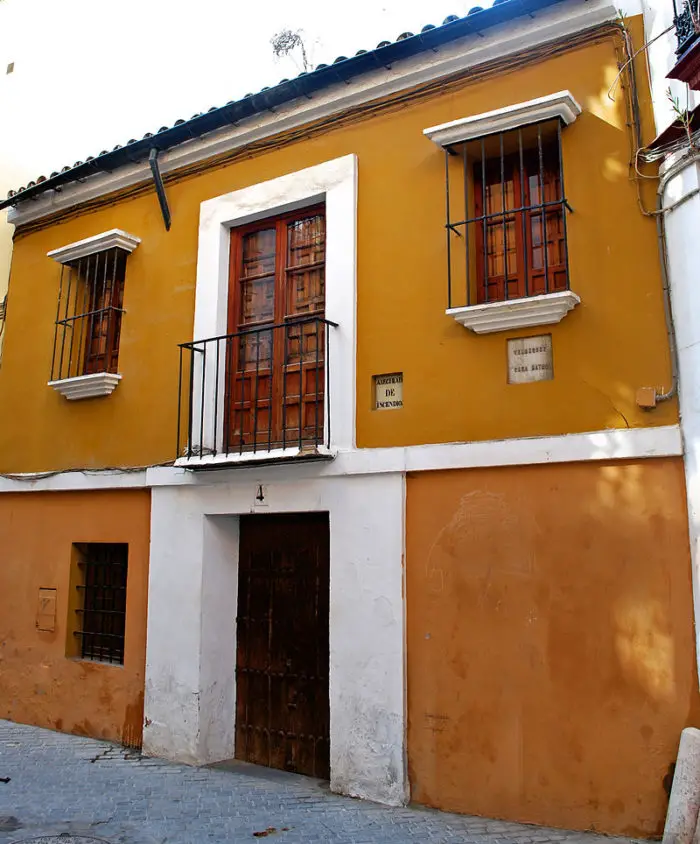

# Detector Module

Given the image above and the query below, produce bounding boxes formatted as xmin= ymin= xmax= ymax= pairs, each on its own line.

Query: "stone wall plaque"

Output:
xmin=36 ymin=587 xmax=57 ymax=632
xmin=507 ymin=335 xmax=553 ymax=384
xmin=374 ymin=373 xmax=403 ymax=410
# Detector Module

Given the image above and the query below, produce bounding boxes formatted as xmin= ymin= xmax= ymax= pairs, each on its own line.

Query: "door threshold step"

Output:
xmin=208 ymin=757 xmax=329 ymax=790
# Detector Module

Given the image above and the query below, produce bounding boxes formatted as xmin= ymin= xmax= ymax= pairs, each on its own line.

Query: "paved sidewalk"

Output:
xmin=0 ymin=720 xmax=640 ymax=844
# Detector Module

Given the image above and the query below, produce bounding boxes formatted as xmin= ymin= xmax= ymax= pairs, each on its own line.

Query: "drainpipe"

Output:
xmin=149 ymin=148 xmax=172 ymax=231
xmin=655 ymin=192 xmax=679 ymax=402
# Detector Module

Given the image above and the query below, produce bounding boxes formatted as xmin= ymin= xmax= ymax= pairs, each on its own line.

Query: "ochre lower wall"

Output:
xmin=0 ymin=490 xmax=150 ymax=745
xmin=406 ymin=457 xmax=700 ymax=837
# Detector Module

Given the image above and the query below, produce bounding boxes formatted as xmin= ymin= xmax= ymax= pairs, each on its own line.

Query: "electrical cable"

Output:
xmin=607 ymin=23 xmax=674 ymax=102
xmin=606 ymin=17 xmax=680 ymax=403
xmin=0 ymin=459 xmax=176 ymax=482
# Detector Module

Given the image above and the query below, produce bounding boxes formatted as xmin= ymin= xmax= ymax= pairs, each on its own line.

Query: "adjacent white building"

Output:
xmin=642 ymin=0 xmax=700 ymax=670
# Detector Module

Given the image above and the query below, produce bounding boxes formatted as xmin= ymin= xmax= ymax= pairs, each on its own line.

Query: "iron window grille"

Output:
xmin=74 ymin=543 xmax=128 ymax=665
xmin=51 ymin=247 xmax=127 ymax=381
xmin=444 ymin=119 xmax=571 ymax=310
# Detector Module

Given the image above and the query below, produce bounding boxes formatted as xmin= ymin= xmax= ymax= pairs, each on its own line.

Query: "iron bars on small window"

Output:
xmin=74 ymin=543 xmax=128 ymax=665
xmin=444 ymin=119 xmax=571 ymax=310
xmin=51 ymin=247 xmax=127 ymax=381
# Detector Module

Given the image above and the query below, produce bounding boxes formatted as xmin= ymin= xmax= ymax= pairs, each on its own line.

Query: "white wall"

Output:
xmin=144 ymin=487 xmax=206 ymax=763
xmin=639 ymin=0 xmax=700 ymax=680
xmin=659 ymin=157 xmax=700 ymax=670
xmin=143 ymin=470 xmax=407 ymax=806
xmin=199 ymin=516 xmax=240 ymax=764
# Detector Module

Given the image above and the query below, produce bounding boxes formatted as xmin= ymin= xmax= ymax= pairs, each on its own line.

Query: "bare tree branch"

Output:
xmin=271 ymin=28 xmax=310 ymax=73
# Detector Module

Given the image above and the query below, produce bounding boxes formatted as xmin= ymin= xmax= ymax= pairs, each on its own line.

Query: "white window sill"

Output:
xmin=175 ymin=445 xmax=335 ymax=470
xmin=447 ymin=290 xmax=580 ymax=334
xmin=48 ymin=372 xmax=122 ymax=400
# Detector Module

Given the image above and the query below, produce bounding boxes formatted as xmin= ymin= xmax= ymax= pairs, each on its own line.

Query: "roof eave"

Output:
xmin=0 ymin=0 xmax=565 ymax=213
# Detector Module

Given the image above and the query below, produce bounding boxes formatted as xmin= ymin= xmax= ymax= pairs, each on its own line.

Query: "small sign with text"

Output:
xmin=374 ymin=373 xmax=403 ymax=410
xmin=507 ymin=335 xmax=553 ymax=384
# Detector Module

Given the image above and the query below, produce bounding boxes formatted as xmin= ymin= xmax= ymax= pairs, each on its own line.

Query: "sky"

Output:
xmin=0 ymin=0 xmax=493 ymax=187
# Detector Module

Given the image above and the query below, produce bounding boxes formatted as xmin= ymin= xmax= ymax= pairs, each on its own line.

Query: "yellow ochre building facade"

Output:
xmin=0 ymin=1 xmax=696 ymax=838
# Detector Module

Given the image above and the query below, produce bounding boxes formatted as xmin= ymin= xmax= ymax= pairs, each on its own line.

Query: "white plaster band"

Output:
xmin=0 ymin=425 xmax=683 ymax=493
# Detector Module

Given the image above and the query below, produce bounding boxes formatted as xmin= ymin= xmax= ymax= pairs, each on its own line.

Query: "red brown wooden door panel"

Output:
xmin=473 ymin=145 xmax=566 ymax=303
xmin=236 ymin=513 xmax=330 ymax=779
xmin=227 ymin=208 xmax=326 ymax=452
xmin=82 ymin=248 xmax=126 ymax=375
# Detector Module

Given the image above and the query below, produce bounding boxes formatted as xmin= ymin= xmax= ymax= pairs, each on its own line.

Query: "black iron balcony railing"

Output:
xmin=177 ymin=316 xmax=337 ymax=462
xmin=674 ymin=0 xmax=700 ymax=56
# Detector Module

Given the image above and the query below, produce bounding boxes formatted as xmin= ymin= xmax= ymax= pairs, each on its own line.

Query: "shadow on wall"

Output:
xmin=407 ymin=457 xmax=699 ymax=837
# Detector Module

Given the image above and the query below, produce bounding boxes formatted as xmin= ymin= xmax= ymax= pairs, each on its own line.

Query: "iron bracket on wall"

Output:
xmin=149 ymin=148 xmax=172 ymax=231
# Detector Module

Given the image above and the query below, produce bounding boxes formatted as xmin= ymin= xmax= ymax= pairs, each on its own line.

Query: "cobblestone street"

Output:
xmin=0 ymin=720 xmax=641 ymax=844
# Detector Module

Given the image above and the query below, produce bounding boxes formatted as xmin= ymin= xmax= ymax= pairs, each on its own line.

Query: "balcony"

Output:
xmin=176 ymin=317 xmax=337 ymax=468
xmin=670 ymin=0 xmax=700 ymax=89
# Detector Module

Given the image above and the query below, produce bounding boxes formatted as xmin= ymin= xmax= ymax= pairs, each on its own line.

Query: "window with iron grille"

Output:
xmin=443 ymin=119 xmax=571 ymax=309
xmin=51 ymin=247 xmax=127 ymax=381
xmin=74 ymin=543 xmax=128 ymax=665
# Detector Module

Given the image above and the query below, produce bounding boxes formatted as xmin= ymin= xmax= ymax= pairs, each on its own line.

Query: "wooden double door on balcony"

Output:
xmin=226 ymin=206 xmax=326 ymax=453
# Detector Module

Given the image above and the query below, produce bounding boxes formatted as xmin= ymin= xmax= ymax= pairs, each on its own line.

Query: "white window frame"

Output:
xmin=179 ymin=154 xmax=358 ymax=466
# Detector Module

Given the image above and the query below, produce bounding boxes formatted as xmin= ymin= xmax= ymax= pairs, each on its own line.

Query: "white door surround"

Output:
xmin=142 ymin=470 xmax=407 ymax=807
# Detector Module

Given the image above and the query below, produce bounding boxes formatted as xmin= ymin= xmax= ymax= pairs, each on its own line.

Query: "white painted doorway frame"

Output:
xmin=143 ymin=466 xmax=407 ymax=807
